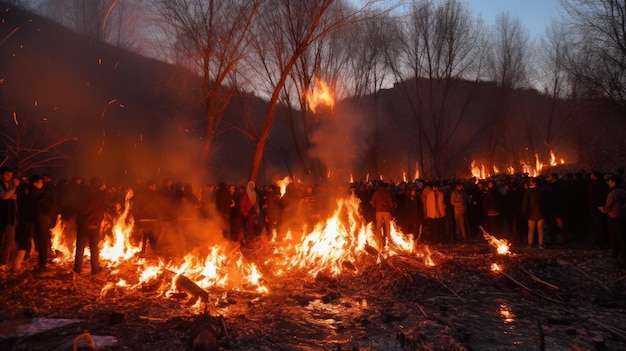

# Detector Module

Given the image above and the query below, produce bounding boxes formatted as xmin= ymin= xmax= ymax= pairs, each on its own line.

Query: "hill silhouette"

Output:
xmin=0 ymin=2 xmax=601 ymax=185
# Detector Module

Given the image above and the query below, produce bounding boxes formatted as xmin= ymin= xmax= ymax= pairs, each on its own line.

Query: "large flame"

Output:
xmin=52 ymin=188 xmax=438 ymax=304
xmin=305 ymin=78 xmax=335 ymax=113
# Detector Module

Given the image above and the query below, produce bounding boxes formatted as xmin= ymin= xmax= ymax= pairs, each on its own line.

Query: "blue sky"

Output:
xmin=466 ymin=0 xmax=563 ymax=39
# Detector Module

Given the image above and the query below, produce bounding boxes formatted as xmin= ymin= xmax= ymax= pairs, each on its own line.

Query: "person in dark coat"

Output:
xmin=0 ymin=166 xmax=19 ymax=269
xmin=588 ymin=171 xmax=610 ymax=248
xmin=404 ymin=186 xmax=424 ymax=241
xmin=522 ymin=177 xmax=546 ymax=248
xmin=73 ymin=177 xmax=107 ymax=275
xmin=483 ymin=180 xmax=503 ymax=235
xmin=215 ymin=182 xmax=235 ymax=240
xmin=599 ymin=175 xmax=626 ymax=266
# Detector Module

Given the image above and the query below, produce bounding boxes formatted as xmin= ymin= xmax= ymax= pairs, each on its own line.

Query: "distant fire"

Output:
xmin=305 ymin=78 xmax=335 ymax=113
xmin=469 ymin=149 xmax=566 ymax=179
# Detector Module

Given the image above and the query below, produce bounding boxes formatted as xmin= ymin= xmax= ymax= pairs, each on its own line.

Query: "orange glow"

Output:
xmin=491 ymin=263 xmax=501 ymax=271
xmin=470 ymin=160 xmax=488 ymax=180
xmin=305 ymin=78 xmax=335 ymax=113
xmin=413 ymin=162 xmax=420 ymax=181
xmin=481 ymin=226 xmax=510 ymax=255
xmin=100 ymin=189 xmax=141 ymax=263
xmin=276 ymin=176 xmax=291 ymax=198
xmin=52 ymin=188 xmax=442 ymax=304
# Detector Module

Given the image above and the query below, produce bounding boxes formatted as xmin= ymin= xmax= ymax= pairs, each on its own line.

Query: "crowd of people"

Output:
xmin=1 ymin=164 xmax=625 ymax=276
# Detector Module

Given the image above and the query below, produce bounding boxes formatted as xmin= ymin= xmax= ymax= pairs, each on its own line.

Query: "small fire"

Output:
xmin=276 ymin=176 xmax=291 ymax=198
xmin=550 ymin=150 xmax=557 ymax=166
xmin=481 ymin=226 xmax=510 ymax=255
xmin=470 ymin=160 xmax=488 ymax=180
xmin=305 ymin=78 xmax=335 ymax=113
xmin=491 ymin=263 xmax=501 ymax=271
xmin=535 ymin=153 xmax=543 ymax=174
xmin=413 ymin=162 xmax=420 ymax=181
xmin=402 ymin=170 xmax=407 ymax=183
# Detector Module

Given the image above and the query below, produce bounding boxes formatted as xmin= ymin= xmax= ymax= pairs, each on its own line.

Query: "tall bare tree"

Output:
xmin=246 ymin=0 xmax=379 ymax=182
xmin=153 ymin=0 xmax=259 ymax=180
xmin=387 ymin=0 xmax=484 ymax=178
xmin=41 ymin=0 xmax=145 ymax=50
xmin=562 ymin=0 xmax=626 ymax=116
xmin=483 ymin=12 xmax=532 ymax=166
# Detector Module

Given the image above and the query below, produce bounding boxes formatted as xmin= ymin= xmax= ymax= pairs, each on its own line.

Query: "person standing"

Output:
xmin=450 ymin=182 xmax=470 ymax=242
xmin=599 ymin=175 xmax=626 ymax=268
xmin=0 ymin=166 xmax=19 ymax=270
xmin=404 ymin=186 xmax=423 ymax=241
xmin=588 ymin=171 xmax=610 ymax=247
xmin=522 ymin=177 xmax=546 ymax=249
xmin=239 ymin=181 xmax=260 ymax=243
xmin=73 ymin=177 xmax=107 ymax=275
xmin=423 ymin=181 xmax=447 ymax=243
xmin=483 ymin=179 xmax=503 ymax=235
xmin=370 ymin=182 xmax=395 ymax=247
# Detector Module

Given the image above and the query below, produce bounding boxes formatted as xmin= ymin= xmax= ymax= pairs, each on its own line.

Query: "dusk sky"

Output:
xmin=466 ymin=0 xmax=562 ymax=39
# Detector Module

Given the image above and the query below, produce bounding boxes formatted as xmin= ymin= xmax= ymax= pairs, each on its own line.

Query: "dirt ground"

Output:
xmin=1 ymin=238 xmax=625 ymax=351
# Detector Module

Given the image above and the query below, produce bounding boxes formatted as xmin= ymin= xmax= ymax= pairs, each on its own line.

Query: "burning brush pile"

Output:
xmin=1 ymin=192 xmax=626 ymax=350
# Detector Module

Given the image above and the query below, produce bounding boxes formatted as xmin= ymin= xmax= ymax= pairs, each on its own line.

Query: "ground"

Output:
xmin=1 ymin=238 xmax=625 ymax=351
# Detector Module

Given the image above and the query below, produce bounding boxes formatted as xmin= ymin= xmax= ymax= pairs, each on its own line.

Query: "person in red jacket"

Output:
xmin=370 ymin=182 xmax=395 ymax=248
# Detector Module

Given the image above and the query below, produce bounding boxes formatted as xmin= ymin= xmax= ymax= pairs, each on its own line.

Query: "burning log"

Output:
xmin=174 ymin=273 xmax=210 ymax=302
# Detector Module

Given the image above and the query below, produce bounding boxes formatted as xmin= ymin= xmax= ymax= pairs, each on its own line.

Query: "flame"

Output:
xmin=535 ymin=153 xmax=543 ymax=174
xmin=402 ymin=170 xmax=407 ymax=183
xmin=100 ymin=189 xmax=141 ymax=263
xmin=50 ymin=187 xmax=441 ymax=305
xmin=549 ymin=150 xmax=557 ymax=166
xmin=276 ymin=176 xmax=291 ymax=197
xmin=50 ymin=215 xmax=73 ymax=263
xmin=470 ymin=160 xmax=488 ymax=179
xmin=481 ymin=226 xmax=510 ymax=255
xmin=271 ymin=195 xmax=432 ymax=277
xmin=305 ymin=78 xmax=335 ymax=113
xmin=491 ymin=263 xmax=501 ymax=271
xmin=413 ymin=162 xmax=420 ymax=181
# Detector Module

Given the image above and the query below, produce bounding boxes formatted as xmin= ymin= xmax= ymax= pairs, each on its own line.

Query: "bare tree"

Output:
xmin=386 ymin=0 xmax=484 ymax=178
xmin=0 ymin=112 xmax=76 ymax=174
xmin=483 ymin=12 xmax=532 ymax=166
xmin=41 ymin=0 xmax=145 ymax=50
xmin=562 ymin=0 xmax=626 ymax=116
xmin=153 ymin=0 xmax=259 ymax=181
xmin=246 ymin=0 xmax=380 ymax=182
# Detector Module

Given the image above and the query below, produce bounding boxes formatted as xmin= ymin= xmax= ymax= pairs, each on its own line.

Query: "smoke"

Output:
xmin=307 ymin=101 xmax=372 ymax=184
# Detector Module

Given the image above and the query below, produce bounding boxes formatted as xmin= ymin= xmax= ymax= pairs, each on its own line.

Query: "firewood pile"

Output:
xmin=1 ymin=240 xmax=625 ymax=351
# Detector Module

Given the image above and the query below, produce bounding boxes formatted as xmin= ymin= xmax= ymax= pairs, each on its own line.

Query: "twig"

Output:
xmin=589 ymin=318 xmax=626 ymax=341
xmin=557 ymin=259 xmax=611 ymax=292
xmin=520 ymin=267 xmax=560 ymax=290
xmin=436 ymin=279 xmax=466 ymax=303
xmin=614 ymin=274 xmax=626 ymax=283
xmin=497 ymin=269 xmax=532 ymax=293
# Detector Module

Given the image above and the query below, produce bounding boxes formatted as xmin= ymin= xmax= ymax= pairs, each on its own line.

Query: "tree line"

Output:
xmin=6 ymin=0 xmax=626 ymax=182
